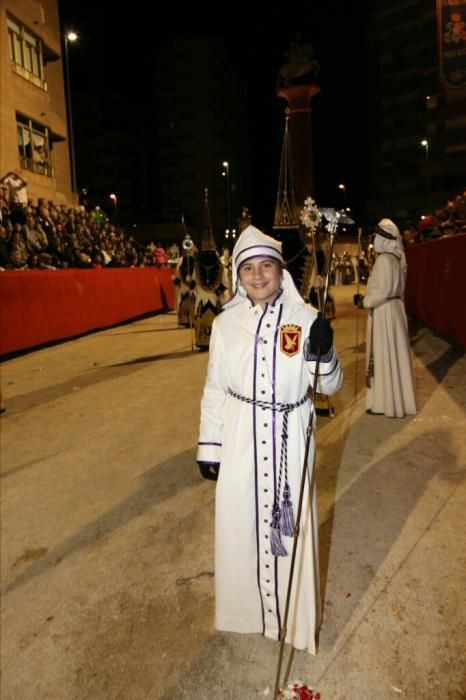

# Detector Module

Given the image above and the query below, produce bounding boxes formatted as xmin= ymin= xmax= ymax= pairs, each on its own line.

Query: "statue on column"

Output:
xmin=277 ymin=33 xmax=320 ymax=88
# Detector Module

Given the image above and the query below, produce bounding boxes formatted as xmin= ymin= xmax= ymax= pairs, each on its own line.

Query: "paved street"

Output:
xmin=1 ymin=285 xmax=465 ymax=699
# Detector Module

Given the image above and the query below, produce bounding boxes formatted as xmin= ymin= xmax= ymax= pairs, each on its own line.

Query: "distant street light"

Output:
xmin=421 ymin=139 xmax=429 ymax=161
xmin=64 ymin=31 xmax=78 ymax=193
xmin=110 ymin=193 xmax=118 ymax=225
xmin=222 ymin=160 xmax=231 ymax=235
xmin=338 ymin=182 xmax=347 ymax=206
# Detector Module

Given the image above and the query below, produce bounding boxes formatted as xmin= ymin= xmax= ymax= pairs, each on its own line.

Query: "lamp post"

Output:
xmin=110 ymin=193 xmax=118 ymax=226
xmin=64 ymin=31 xmax=78 ymax=193
xmin=421 ymin=139 xmax=429 ymax=161
xmin=338 ymin=182 xmax=346 ymax=207
xmin=222 ymin=160 xmax=231 ymax=236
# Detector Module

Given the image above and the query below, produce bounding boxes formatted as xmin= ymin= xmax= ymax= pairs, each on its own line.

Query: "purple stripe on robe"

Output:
xmin=273 ymin=303 xmax=284 ymax=635
xmin=253 ymin=306 xmax=268 ymax=633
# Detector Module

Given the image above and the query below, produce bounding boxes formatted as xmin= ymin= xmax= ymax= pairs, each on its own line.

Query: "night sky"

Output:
xmin=57 ymin=2 xmax=370 ymax=229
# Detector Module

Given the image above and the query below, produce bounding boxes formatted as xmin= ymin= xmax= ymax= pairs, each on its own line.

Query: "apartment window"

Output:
xmin=7 ymin=16 xmax=47 ymax=90
xmin=393 ymin=90 xmax=420 ymax=106
xmin=16 ymin=114 xmax=53 ymax=177
xmin=446 ymin=143 xmax=466 ymax=155
xmin=446 ymin=116 xmax=466 ymax=131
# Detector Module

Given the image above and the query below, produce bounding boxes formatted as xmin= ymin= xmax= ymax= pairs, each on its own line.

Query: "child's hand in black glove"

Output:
xmin=309 ymin=312 xmax=333 ymax=356
xmin=197 ymin=461 xmax=220 ymax=481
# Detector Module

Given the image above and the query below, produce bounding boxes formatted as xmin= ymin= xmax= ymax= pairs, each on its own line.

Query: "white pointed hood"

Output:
xmin=225 ymin=225 xmax=304 ymax=308
xmin=374 ymin=218 xmax=407 ymax=272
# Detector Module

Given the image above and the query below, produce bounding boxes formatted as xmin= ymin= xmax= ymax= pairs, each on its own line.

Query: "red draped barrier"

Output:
xmin=0 ymin=267 xmax=175 ymax=356
xmin=405 ymin=233 xmax=466 ymax=348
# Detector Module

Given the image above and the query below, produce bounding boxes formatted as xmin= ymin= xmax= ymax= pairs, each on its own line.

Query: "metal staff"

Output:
xmin=181 ymin=214 xmax=195 ymax=352
xmin=309 ymin=227 xmax=322 ymax=312
xmin=273 ymin=208 xmax=353 ymax=699
xmin=354 ymin=227 xmax=362 ymax=400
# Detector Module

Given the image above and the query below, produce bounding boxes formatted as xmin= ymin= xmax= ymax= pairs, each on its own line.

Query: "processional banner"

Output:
xmin=437 ymin=0 xmax=466 ymax=90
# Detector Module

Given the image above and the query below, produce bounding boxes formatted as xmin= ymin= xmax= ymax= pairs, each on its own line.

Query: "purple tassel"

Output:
xmin=280 ymin=483 xmax=295 ymax=537
xmin=271 ymin=509 xmax=288 ymax=557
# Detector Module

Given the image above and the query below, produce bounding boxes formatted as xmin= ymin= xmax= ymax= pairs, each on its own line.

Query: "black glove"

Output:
xmin=197 ymin=461 xmax=220 ymax=481
xmin=309 ymin=312 xmax=333 ymax=356
xmin=353 ymin=293 xmax=364 ymax=308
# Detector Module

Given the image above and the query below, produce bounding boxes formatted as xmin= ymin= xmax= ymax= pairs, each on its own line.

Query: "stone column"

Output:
xmin=276 ymin=84 xmax=320 ymax=204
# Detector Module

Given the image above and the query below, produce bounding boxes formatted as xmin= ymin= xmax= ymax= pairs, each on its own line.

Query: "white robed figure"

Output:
xmin=197 ymin=226 xmax=342 ymax=653
xmin=355 ymin=218 xmax=417 ymax=417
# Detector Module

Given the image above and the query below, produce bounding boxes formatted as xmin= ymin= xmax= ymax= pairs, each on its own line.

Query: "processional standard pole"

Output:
xmin=354 ymin=227 xmax=363 ymax=400
xmin=181 ymin=213 xmax=195 ymax=352
xmin=273 ymin=209 xmax=353 ymax=699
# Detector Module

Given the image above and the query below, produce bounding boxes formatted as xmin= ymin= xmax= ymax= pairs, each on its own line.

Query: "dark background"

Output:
xmin=58 ymin=2 xmax=371 ymax=229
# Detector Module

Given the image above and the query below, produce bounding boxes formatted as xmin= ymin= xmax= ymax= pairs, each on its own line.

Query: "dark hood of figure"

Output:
xmin=196 ymin=249 xmax=223 ymax=290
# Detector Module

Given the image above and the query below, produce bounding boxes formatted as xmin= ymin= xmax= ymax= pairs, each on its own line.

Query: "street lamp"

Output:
xmin=421 ymin=139 xmax=429 ymax=161
xmin=222 ymin=160 xmax=231 ymax=235
xmin=110 ymin=193 xmax=118 ymax=225
xmin=338 ymin=183 xmax=346 ymax=207
xmin=64 ymin=30 xmax=78 ymax=193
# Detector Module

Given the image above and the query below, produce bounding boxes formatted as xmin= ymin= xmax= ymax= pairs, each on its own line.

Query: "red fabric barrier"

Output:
xmin=154 ymin=267 xmax=175 ymax=310
xmin=0 ymin=268 xmax=174 ymax=355
xmin=405 ymin=233 xmax=466 ymax=348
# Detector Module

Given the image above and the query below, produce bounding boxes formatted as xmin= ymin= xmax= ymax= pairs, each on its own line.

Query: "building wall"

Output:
xmin=0 ymin=0 xmax=76 ymax=205
xmin=366 ymin=0 xmax=466 ymax=222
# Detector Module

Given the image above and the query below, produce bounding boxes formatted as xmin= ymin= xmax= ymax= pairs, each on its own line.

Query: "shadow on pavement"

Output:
xmin=3 ymin=447 xmax=199 ymax=596
xmin=318 ymin=427 xmax=459 ymax=650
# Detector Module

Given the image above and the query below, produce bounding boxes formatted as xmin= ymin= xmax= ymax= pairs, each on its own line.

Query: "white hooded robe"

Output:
xmin=197 ymin=226 xmax=343 ymax=652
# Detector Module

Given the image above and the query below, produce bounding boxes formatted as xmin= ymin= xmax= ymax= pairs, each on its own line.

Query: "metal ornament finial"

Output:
xmin=300 ymin=196 xmax=322 ymax=233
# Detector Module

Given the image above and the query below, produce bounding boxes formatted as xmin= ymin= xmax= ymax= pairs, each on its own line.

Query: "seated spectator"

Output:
xmin=7 ymin=247 xmax=28 ymax=270
xmin=107 ymin=253 xmax=127 ymax=268
xmin=154 ymin=242 xmax=168 ymax=267
xmin=91 ymin=254 xmax=104 ymax=268
xmin=0 ymin=225 xmax=10 ymax=267
xmin=10 ymin=229 xmax=28 ymax=264
xmin=0 ymin=188 xmax=10 ymax=225
xmin=417 ymin=216 xmax=441 ymax=240
xmin=440 ymin=221 xmax=457 ymax=237
xmin=74 ymin=251 xmax=93 ymax=268
xmin=24 ymin=215 xmax=48 ymax=253
xmin=401 ymin=225 xmax=418 ymax=246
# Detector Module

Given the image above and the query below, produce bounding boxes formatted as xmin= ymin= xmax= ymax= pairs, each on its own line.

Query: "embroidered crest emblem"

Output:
xmin=280 ymin=324 xmax=301 ymax=357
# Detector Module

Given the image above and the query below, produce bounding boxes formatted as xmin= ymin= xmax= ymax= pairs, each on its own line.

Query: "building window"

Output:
xmin=7 ymin=16 xmax=47 ymax=90
xmin=16 ymin=114 xmax=53 ymax=177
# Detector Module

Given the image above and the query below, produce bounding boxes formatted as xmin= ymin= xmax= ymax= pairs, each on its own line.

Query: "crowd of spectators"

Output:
xmin=401 ymin=189 xmax=466 ymax=247
xmin=1 ymin=174 xmax=464 ymax=272
xmin=0 ymin=187 xmax=169 ymax=272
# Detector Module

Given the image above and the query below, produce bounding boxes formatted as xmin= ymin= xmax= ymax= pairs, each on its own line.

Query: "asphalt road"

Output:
xmin=1 ymin=285 xmax=465 ymax=699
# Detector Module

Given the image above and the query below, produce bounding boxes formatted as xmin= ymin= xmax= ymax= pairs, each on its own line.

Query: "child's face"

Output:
xmin=238 ymin=256 xmax=282 ymax=307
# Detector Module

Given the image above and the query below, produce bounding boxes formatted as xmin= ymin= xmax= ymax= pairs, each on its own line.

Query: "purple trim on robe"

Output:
xmin=253 ymin=306 xmax=268 ymax=633
xmin=273 ymin=303 xmax=284 ymax=634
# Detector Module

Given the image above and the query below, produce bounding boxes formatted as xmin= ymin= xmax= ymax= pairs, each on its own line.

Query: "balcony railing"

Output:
xmin=20 ymin=157 xmax=53 ymax=178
